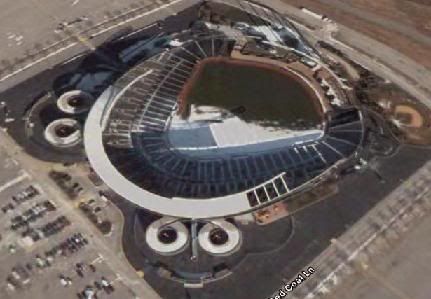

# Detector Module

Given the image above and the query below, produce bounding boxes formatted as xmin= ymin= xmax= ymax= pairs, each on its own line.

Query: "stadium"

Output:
xmin=2 ymin=0 xmax=430 ymax=298
xmin=84 ymin=1 xmax=365 ymax=219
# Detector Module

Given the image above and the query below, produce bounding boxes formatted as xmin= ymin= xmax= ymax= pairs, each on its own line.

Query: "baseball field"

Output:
xmin=179 ymin=58 xmax=322 ymax=130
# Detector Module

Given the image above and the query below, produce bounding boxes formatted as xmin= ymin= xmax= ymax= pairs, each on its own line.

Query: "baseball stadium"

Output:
xmin=84 ymin=1 xmax=365 ymax=219
xmin=4 ymin=0 xmax=424 ymax=298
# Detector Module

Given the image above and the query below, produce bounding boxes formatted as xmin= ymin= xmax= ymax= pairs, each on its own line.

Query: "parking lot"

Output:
xmin=0 ymin=0 xmax=200 ymax=92
xmin=0 ymin=0 xmax=154 ymax=63
xmin=0 ymin=143 xmax=147 ymax=299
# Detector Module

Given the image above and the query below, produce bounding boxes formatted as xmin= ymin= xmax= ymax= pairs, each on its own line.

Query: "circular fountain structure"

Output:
xmin=57 ymin=90 xmax=94 ymax=114
xmin=145 ymin=217 xmax=189 ymax=256
xmin=198 ymin=220 xmax=242 ymax=256
xmin=44 ymin=118 xmax=82 ymax=147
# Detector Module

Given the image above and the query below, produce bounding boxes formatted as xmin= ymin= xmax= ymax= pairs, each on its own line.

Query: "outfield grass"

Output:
xmin=182 ymin=59 xmax=322 ymax=130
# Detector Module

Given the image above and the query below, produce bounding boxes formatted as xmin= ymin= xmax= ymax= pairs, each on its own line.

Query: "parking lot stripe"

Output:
xmin=0 ymin=171 xmax=29 ymax=193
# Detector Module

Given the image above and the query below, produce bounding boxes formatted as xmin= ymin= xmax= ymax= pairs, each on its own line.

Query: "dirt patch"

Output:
xmin=372 ymin=88 xmax=431 ymax=145
xmin=394 ymin=105 xmax=424 ymax=128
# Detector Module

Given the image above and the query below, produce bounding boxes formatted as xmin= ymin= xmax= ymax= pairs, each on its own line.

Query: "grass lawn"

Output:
xmin=183 ymin=59 xmax=322 ymax=129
